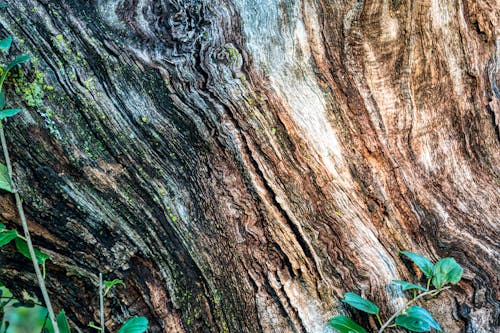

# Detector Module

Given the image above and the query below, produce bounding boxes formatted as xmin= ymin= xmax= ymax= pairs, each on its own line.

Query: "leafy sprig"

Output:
xmin=329 ymin=251 xmax=463 ymax=333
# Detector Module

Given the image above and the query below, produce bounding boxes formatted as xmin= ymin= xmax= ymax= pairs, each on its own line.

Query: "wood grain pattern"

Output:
xmin=0 ymin=0 xmax=498 ymax=332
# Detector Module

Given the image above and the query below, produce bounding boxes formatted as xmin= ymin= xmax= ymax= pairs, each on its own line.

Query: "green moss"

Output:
xmin=14 ymin=70 xmax=45 ymax=107
xmin=12 ymin=68 xmax=61 ymax=140
xmin=226 ymin=46 xmax=240 ymax=63
xmin=166 ymin=206 xmax=178 ymax=222
xmin=84 ymin=77 xmax=94 ymax=90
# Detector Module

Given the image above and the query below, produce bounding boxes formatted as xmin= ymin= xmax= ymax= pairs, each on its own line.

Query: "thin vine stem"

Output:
xmin=0 ymin=123 xmax=59 ymax=333
xmin=99 ymin=273 xmax=105 ymax=333
xmin=378 ymin=286 xmax=450 ymax=333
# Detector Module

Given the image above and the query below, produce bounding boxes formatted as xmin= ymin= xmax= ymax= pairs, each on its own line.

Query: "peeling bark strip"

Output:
xmin=0 ymin=0 xmax=498 ymax=332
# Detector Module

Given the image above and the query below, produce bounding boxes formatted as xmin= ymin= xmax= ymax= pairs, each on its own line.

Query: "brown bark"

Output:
xmin=0 ymin=0 xmax=498 ymax=332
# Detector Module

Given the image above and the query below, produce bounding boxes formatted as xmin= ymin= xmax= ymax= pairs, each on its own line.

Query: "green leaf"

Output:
xmin=392 ymin=280 xmax=427 ymax=292
xmin=14 ymin=237 xmax=50 ymax=265
xmin=104 ymin=278 xmax=125 ymax=296
xmin=405 ymin=306 xmax=442 ymax=331
xmin=104 ymin=278 xmax=125 ymax=290
xmin=5 ymin=54 xmax=31 ymax=72
xmin=0 ymin=5 xmax=7 ymax=9
xmin=0 ymin=55 xmax=31 ymax=89
xmin=0 ymin=36 xmax=12 ymax=52
xmin=0 ymin=222 xmax=5 ymax=231
xmin=0 ymin=108 xmax=22 ymax=120
xmin=342 ymin=292 xmax=379 ymax=315
xmin=117 ymin=317 xmax=148 ymax=333
xmin=431 ymin=257 xmax=463 ymax=289
xmin=0 ymin=162 xmax=12 ymax=193
xmin=328 ymin=316 xmax=367 ymax=333
xmin=57 ymin=310 xmax=71 ymax=333
xmin=0 ymin=90 xmax=5 ymax=109
xmin=395 ymin=314 xmax=431 ymax=332
xmin=0 ymin=230 xmax=17 ymax=247
xmin=87 ymin=321 xmax=101 ymax=331
xmin=45 ymin=310 xmax=71 ymax=333
xmin=400 ymin=251 xmax=434 ymax=279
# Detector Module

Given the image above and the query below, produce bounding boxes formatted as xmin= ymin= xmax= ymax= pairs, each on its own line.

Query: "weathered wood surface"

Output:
xmin=0 ymin=0 xmax=498 ymax=332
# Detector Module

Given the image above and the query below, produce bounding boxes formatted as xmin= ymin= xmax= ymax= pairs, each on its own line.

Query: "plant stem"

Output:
xmin=0 ymin=124 xmax=59 ymax=333
xmin=99 ymin=273 xmax=105 ymax=333
xmin=378 ymin=286 xmax=450 ymax=333
xmin=376 ymin=313 xmax=383 ymax=326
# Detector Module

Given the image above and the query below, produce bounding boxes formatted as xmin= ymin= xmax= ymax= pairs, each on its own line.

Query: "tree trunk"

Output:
xmin=0 ymin=0 xmax=498 ymax=332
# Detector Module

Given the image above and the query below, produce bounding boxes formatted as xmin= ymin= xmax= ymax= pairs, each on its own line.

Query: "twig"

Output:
xmin=99 ymin=273 xmax=105 ymax=333
xmin=0 ymin=124 xmax=59 ymax=333
xmin=378 ymin=286 xmax=450 ymax=333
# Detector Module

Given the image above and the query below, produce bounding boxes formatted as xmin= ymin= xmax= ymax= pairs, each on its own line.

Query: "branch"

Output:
xmin=378 ymin=286 xmax=450 ymax=333
xmin=0 ymin=124 xmax=59 ymax=333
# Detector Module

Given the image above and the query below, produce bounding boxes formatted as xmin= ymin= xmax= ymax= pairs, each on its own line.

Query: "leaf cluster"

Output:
xmin=0 ymin=31 xmax=30 ymax=127
xmin=0 ymin=222 xmax=50 ymax=274
xmin=329 ymin=251 xmax=463 ymax=333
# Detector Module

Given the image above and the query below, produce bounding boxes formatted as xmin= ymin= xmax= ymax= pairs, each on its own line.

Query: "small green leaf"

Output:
xmin=395 ymin=314 xmax=431 ymax=332
xmin=431 ymin=257 xmax=463 ymax=289
xmin=5 ymin=54 xmax=31 ymax=72
xmin=14 ymin=237 xmax=50 ymax=265
xmin=0 ymin=55 xmax=31 ymax=89
xmin=45 ymin=310 xmax=71 ymax=333
xmin=0 ymin=230 xmax=17 ymax=247
xmin=57 ymin=310 xmax=71 ymax=333
xmin=0 ymin=90 xmax=5 ymax=109
xmin=0 ymin=5 xmax=7 ymax=9
xmin=0 ymin=162 xmax=12 ymax=193
xmin=328 ymin=316 xmax=367 ymax=333
xmin=0 ymin=108 xmax=22 ymax=120
xmin=104 ymin=278 xmax=125 ymax=290
xmin=400 ymin=251 xmax=434 ymax=279
xmin=0 ymin=222 xmax=5 ymax=231
xmin=104 ymin=278 xmax=125 ymax=296
xmin=405 ymin=306 xmax=442 ymax=331
xmin=342 ymin=292 xmax=379 ymax=315
xmin=87 ymin=321 xmax=101 ymax=331
xmin=392 ymin=280 xmax=427 ymax=292
xmin=117 ymin=317 xmax=148 ymax=333
xmin=0 ymin=36 xmax=12 ymax=52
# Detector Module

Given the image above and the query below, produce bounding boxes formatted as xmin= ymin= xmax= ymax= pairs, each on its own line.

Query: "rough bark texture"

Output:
xmin=0 ymin=0 xmax=498 ymax=332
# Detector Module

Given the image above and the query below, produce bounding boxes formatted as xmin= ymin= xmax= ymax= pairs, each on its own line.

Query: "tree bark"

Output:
xmin=0 ymin=0 xmax=498 ymax=332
